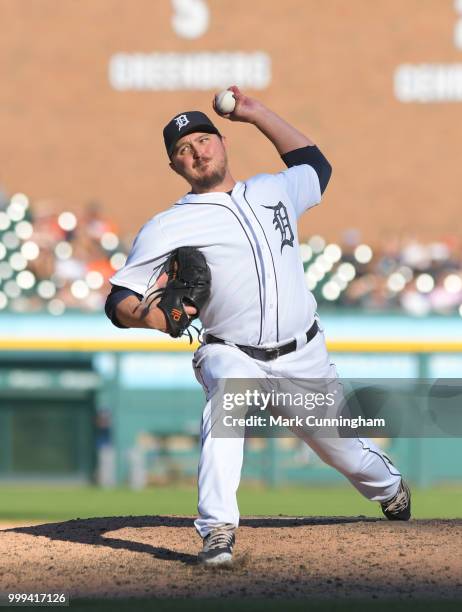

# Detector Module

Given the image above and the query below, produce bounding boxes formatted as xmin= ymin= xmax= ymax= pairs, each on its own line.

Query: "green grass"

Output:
xmin=67 ymin=599 xmax=462 ymax=612
xmin=0 ymin=483 xmax=461 ymax=522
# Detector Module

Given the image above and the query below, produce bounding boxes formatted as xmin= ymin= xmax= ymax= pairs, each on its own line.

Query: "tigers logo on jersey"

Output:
xmin=263 ymin=201 xmax=294 ymax=252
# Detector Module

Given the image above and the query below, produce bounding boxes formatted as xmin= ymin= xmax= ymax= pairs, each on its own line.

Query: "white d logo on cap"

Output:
xmin=175 ymin=114 xmax=190 ymax=130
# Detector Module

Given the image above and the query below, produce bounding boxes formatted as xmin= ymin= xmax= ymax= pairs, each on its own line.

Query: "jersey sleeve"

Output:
xmin=277 ymin=164 xmax=322 ymax=219
xmin=109 ymin=218 xmax=171 ymax=295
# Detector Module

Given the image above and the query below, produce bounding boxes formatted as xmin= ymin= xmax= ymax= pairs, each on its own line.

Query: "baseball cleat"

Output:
xmin=381 ymin=478 xmax=411 ymax=521
xmin=198 ymin=523 xmax=235 ymax=565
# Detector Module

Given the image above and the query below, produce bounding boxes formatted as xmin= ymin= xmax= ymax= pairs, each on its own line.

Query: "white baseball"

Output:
xmin=215 ymin=90 xmax=236 ymax=114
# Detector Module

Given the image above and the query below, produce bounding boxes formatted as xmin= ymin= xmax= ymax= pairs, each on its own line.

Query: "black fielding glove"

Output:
xmin=157 ymin=247 xmax=211 ymax=338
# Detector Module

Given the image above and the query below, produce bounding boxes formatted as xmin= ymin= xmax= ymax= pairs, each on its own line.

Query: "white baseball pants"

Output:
xmin=192 ymin=326 xmax=402 ymax=538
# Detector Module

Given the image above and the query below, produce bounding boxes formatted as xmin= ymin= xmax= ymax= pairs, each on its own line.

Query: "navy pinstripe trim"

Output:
xmin=357 ymin=438 xmax=401 ymax=477
xmin=193 ymin=361 xmax=210 ymax=396
xmin=242 ymin=185 xmax=280 ymax=342
xmin=200 ymin=412 xmax=208 ymax=447
xmin=176 ymin=201 xmax=263 ymax=344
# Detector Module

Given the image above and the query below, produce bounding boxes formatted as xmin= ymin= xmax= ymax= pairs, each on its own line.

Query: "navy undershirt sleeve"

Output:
xmin=281 ymin=145 xmax=332 ymax=194
xmin=105 ymin=284 xmax=143 ymax=328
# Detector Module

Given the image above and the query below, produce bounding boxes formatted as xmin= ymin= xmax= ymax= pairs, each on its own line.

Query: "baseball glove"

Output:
xmin=152 ymin=247 xmax=211 ymax=339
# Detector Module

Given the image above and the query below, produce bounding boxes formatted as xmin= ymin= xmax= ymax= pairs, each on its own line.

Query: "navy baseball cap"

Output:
xmin=163 ymin=111 xmax=221 ymax=158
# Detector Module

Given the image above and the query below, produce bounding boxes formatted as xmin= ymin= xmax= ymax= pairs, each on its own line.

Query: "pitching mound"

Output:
xmin=1 ymin=516 xmax=461 ymax=601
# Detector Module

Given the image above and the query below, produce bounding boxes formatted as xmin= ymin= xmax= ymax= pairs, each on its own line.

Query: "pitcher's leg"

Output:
xmin=194 ymin=398 xmax=245 ymax=538
xmin=272 ymin=330 xmax=403 ymax=502
xmin=192 ymin=343 xmax=265 ymax=538
xmin=306 ymin=435 xmax=401 ymax=502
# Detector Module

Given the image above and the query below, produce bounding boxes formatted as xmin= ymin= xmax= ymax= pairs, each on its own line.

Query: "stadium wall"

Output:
xmin=0 ymin=0 xmax=461 ymax=241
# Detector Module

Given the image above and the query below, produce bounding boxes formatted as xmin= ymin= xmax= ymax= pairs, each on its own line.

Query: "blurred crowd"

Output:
xmin=302 ymin=231 xmax=462 ymax=317
xmin=0 ymin=191 xmax=461 ymax=318
xmin=0 ymin=191 xmax=128 ymax=315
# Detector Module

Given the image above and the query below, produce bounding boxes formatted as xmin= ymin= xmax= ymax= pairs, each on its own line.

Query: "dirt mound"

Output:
xmin=1 ymin=516 xmax=461 ymax=601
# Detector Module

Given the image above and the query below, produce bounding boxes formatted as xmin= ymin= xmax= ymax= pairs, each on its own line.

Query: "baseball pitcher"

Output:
xmin=105 ymin=86 xmax=411 ymax=565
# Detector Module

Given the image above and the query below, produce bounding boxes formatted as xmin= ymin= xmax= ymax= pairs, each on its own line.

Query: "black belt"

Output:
xmin=204 ymin=320 xmax=319 ymax=362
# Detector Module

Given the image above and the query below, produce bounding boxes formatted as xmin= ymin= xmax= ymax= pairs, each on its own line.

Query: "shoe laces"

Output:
xmin=204 ymin=525 xmax=235 ymax=551
xmin=382 ymin=482 xmax=409 ymax=514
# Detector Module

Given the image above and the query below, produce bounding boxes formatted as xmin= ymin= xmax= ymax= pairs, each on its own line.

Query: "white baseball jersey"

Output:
xmin=110 ymin=164 xmax=321 ymax=346
xmin=109 ymin=157 xmax=404 ymax=539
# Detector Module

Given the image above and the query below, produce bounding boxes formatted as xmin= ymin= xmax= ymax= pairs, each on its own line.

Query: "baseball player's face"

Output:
xmin=170 ymin=132 xmax=229 ymax=192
